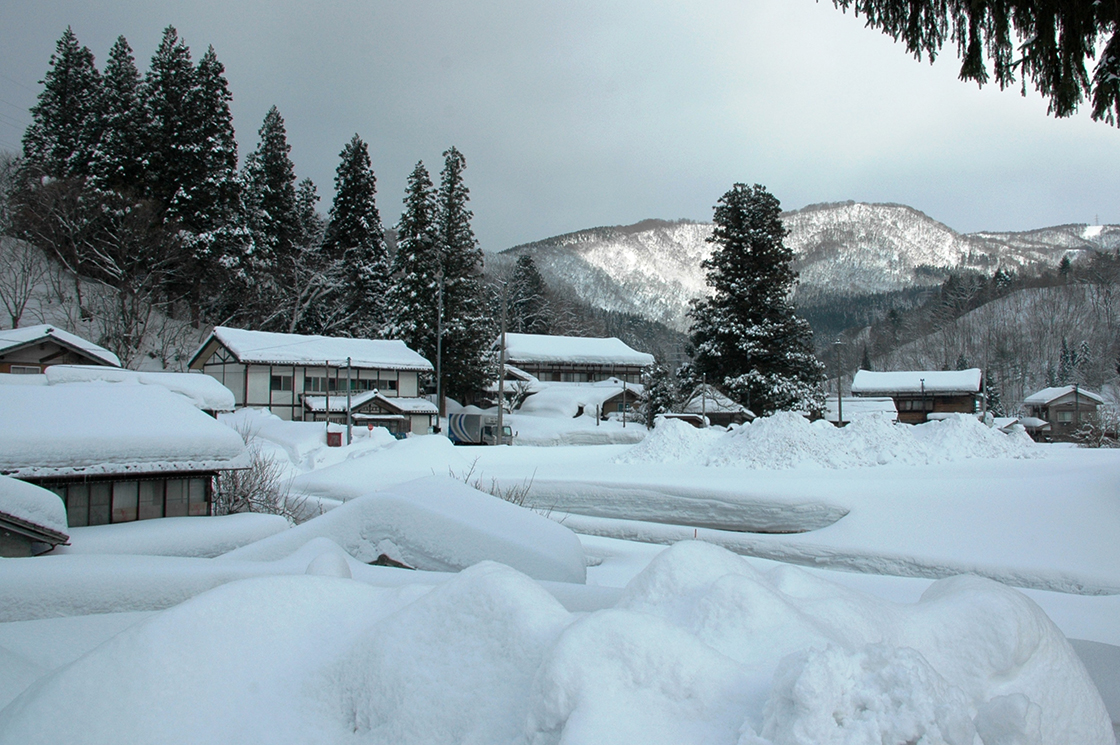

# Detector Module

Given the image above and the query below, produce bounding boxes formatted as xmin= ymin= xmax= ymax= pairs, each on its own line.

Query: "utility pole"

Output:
xmin=834 ymin=339 xmax=843 ymax=426
xmin=498 ymin=282 xmax=507 ymax=445
xmin=622 ymin=378 xmax=627 ymax=428
xmin=346 ymin=356 xmax=352 ymax=446
xmin=920 ymin=378 xmax=926 ymax=423
xmin=436 ymin=268 xmax=444 ymax=426
xmin=701 ymin=374 xmax=707 ymax=427
xmin=324 ymin=360 xmax=330 ymax=433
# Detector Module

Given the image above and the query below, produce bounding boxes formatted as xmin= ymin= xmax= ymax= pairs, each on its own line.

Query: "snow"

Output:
xmin=55 ymin=513 xmax=289 ymax=558
xmin=620 ymin=412 xmax=1036 ymax=470
xmin=1023 ymin=384 xmax=1105 ymax=405
xmin=501 ymin=331 xmax=656 ymax=366
xmin=0 ymin=383 xmax=248 ymax=478
xmin=0 ymin=475 xmax=67 ymax=534
xmin=851 ymin=368 xmax=983 ymax=394
xmin=0 ymin=545 xmax=1110 ymax=744
xmin=202 ymin=326 xmax=433 ymax=369
xmin=823 ymin=396 xmax=897 ymax=422
xmin=681 ymin=384 xmax=753 ymax=416
xmin=0 ymin=324 xmax=121 ymax=367
xmin=38 ymin=364 xmax=237 ymax=411
xmin=518 ymin=379 xmax=643 ymax=419
xmin=222 ymin=476 xmax=587 ymax=584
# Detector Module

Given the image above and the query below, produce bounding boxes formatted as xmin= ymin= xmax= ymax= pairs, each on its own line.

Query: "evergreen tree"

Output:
xmin=507 ymin=254 xmax=551 ymax=334
xmin=985 ymin=369 xmax=1004 ymax=417
xmin=641 ymin=363 xmax=677 ymax=428
xmin=1058 ymin=337 xmax=1074 ymax=384
xmin=688 ymin=183 xmax=824 ymax=415
xmin=955 ymin=353 xmax=970 ymax=370
xmin=387 ymin=161 xmax=441 ymax=366
xmin=860 ymin=346 xmax=872 ymax=371
xmin=22 ymin=27 xmax=102 ymax=179
xmin=435 ymin=147 xmax=492 ymax=407
xmin=143 ymin=27 xmax=200 ymax=213
xmin=91 ymin=36 xmax=147 ymax=192
xmin=323 ymin=134 xmax=388 ymax=337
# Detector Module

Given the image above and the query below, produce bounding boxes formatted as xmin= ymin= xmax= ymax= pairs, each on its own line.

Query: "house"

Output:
xmin=188 ymin=327 xmax=434 ymax=423
xmin=0 ymin=324 xmax=121 ymax=374
xmin=516 ymin=378 xmax=645 ymax=421
xmin=43 ymin=365 xmax=236 ymax=417
xmin=303 ymin=389 xmax=439 ymax=436
xmin=823 ymin=396 xmax=898 ymax=426
xmin=850 ymin=369 xmax=983 ymax=424
xmin=0 ymin=383 xmax=248 ymax=527
xmin=1022 ymin=385 xmax=1105 ymax=441
xmin=0 ymin=475 xmax=70 ymax=557
xmin=680 ymin=384 xmax=755 ymax=427
xmin=497 ymin=333 xmax=654 ymax=384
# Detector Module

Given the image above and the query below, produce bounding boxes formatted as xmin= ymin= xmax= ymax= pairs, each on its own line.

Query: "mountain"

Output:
xmin=497 ymin=202 xmax=1120 ymax=334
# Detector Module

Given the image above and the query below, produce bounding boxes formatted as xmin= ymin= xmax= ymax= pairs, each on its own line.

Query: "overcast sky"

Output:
xmin=1 ymin=0 xmax=1118 ymax=251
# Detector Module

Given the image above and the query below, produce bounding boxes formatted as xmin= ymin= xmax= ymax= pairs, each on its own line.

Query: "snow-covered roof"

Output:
xmin=1023 ymin=385 xmax=1105 ymax=406
xmin=851 ymin=369 xmax=982 ymax=395
xmin=0 ymin=383 xmax=249 ymax=479
xmin=303 ymin=390 xmax=438 ymax=416
xmin=194 ymin=327 xmax=433 ymax=371
xmin=824 ymin=396 xmax=898 ymax=423
xmin=500 ymin=333 xmax=655 ymax=367
xmin=43 ymin=365 xmax=236 ymax=411
xmin=0 ymin=473 xmax=69 ymax=536
xmin=518 ymin=379 xmax=644 ymax=418
xmin=0 ymin=324 xmax=121 ymax=367
xmin=681 ymin=385 xmax=752 ymax=416
xmin=381 ymin=396 xmax=439 ymax=415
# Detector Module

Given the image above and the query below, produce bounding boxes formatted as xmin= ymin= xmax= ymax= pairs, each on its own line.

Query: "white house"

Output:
xmin=0 ymin=383 xmax=248 ymax=527
xmin=189 ymin=327 xmax=435 ymax=427
xmin=0 ymin=324 xmax=121 ymax=373
xmin=497 ymin=333 xmax=655 ymax=383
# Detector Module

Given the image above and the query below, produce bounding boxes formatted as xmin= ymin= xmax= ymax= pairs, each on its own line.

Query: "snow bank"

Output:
xmin=518 ymin=379 xmax=643 ymax=419
xmin=44 ymin=365 xmax=236 ymax=411
xmin=222 ymin=476 xmax=587 ymax=584
xmin=56 ymin=513 xmax=289 ymax=558
xmin=621 ymin=412 xmax=1037 ymax=469
xmin=0 ymin=475 xmax=67 ymax=533
xmin=0 ymin=543 xmax=1109 ymax=744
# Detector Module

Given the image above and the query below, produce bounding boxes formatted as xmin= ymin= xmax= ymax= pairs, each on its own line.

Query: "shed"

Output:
xmin=0 ymin=325 xmax=121 ymax=373
xmin=0 ymin=475 xmax=70 ymax=557
xmin=851 ymin=369 xmax=983 ymax=424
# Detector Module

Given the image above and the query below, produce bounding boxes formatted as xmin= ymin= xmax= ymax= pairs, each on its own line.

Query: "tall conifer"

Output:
xmin=91 ymin=36 xmax=147 ymax=191
xmin=387 ymin=161 xmax=441 ymax=364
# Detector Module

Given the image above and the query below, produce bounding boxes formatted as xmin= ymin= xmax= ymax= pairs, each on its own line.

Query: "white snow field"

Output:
xmin=0 ymin=409 xmax=1117 ymax=743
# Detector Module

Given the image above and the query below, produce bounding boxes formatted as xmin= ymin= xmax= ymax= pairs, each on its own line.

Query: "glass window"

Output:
xmin=138 ymin=480 xmax=164 ymax=520
xmin=67 ymin=483 xmax=90 ymax=527
xmin=270 ymin=375 xmax=292 ymax=391
xmin=112 ymin=481 xmax=139 ymax=522
xmin=165 ymin=479 xmax=188 ymax=517
xmin=1057 ymin=410 xmax=1074 ymax=422
xmin=89 ymin=482 xmax=111 ymax=525
xmin=10 ymin=365 xmax=41 ymax=374
xmin=188 ymin=478 xmax=209 ymax=516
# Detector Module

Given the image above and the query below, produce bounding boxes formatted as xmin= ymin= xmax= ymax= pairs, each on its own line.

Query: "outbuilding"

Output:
xmin=0 ymin=324 xmax=121 ymax=374
xmin=0 ymin=475 xmax=70 ymax=557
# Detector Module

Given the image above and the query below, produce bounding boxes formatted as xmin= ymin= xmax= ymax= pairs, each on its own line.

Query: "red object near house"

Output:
xmin=326 ymin=432 xmax=342 ymax=447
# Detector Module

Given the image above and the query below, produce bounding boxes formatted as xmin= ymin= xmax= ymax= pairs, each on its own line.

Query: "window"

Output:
xmin=111 ymin=481 xmax=139 ymax=522
xmin=165 ymin=479 xmax=188 ymax=518
xmin=139 ymin=480 xmax=164 ymax=520
xmin=10 ymin=365 xmax=41 ymax=374
xmin=1057 ymin=410 xmax=1074 ymax=423
xmin=188 ymin=478 xmax=209 ymax=516
xmin=270 ymin=375 xmax=293 ymax=391
xmin=67 ymin=483 xmax=90 ymax=527
xmin=88 ymin=483 xmax=111 ymax=525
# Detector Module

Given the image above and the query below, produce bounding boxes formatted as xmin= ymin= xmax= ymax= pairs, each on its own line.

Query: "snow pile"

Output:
xmin=222 ymin=476 xmax=587 ymax=584
xmin=56 ymin=513 xmax=289 ymax=558
xmin=518 ymin=379 xmax=643 ymax=419
xmin=44 ymin=365 xmax=236 ymax=412
xmin=0 ymin=543 xmax=1109 ymax=744
xmin=0 ymin=475 xmax=67 ymax=533
xmin=621 ymin=412 xmax=1037 ymax=469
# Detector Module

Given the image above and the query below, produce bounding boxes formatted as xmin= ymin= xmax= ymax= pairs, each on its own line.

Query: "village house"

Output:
xmin=0 ymin=475 xmax=70 ymax=557
xmin=497 ymin=333 xmax=655 ymax=384
xmin=0 ymin=382 xmax=248 ymax=528
xmin=303 ymin=388 xmax=439 ymax=438
xmin=850 ymin=369 xmax=983 ymax=424
xmin=680 ymin=384 xmax=755 ymax=427
xmin=1022 ymin=385 xmax=1105 ymax=441
xmin=0 ymin=324 xmax=121 ymax=373
xmin=189 ymin=327 xmax=435 ymax=431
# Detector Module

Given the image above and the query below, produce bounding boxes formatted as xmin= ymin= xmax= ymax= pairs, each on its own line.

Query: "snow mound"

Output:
xmin=0 ymin=475 xmax=67 ymax=533
xmin=0 ymin=543 xmax=1109 ymax=744
xmin=620 ymin=412 xmax=1038 ymax=469
xmin=221 ymin=476 xmax=587 ymax=584
xmin=44 ymin=365 xmax=236 ymax=412
xmin=55 ymin=513 xmax=289 ymax=558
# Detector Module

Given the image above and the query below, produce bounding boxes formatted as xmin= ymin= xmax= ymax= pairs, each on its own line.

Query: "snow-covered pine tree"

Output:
xmin=435 ymin=146 xmax=492 ymax=407
xmin=323 ymin=134 xmax=389 ymax=338
xmin=22 ymin=27 xmax=102 ymax=179
xmin=90 ymin=36 xmax=147 ymax=192
xmin=641 ymin=363 xmax=677 ymax=428
xmin=985 ymin=369 xmax=1004 ymax=417
xmin=508 ymin=254 xmax=551 ymax=334
xmin=143 ymin=27 xmax=201 ymax=212
xmin=386 ymin=161 xmax=441 ymax=368
xmin=688 ymin=183 xmax=824 ymax=415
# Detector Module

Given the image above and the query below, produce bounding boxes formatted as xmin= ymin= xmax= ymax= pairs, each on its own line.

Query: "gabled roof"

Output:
xmin=303 ymin=390 xmax=438 ymax=416
xmin=1 ymin=474 xmax=69 ymax=543
xmin=0 ymin=383 xmax=248 ymax=479
xmin=191 ymin=327 xmax=433 ymax=371
xmin=1023 ymin=385 xmax=1105 ymax=406
xmin=851 ymin=369 xmax=983 ymax=395
xmin=499 ymin=333 xmax=655 ymax=367
xmin=43 ymin=365 xmax=236 ymax=412
xmin=0 ymin=325 xmax=121 ymax=367
xmin=681 ymin=384 xmax=753 ymax=416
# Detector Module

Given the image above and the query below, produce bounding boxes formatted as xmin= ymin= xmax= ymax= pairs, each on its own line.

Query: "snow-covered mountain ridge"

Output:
xmin=500 ymin=202 xmax=1120 ymax=332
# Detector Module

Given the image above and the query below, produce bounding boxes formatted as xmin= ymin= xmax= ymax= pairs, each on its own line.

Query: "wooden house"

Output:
xmin=189 ymin=327 xmax=434 ymax=423
xmin=0 ymin=383 xmax=248 ymax=528
xmin=303 ymin=389 xmax=439 ymax=436
xmin=0 ymin=324 xmax=121 ymax=374
xmin=850 ymin=369 xmax=983 ymax=424
xmin=1023 ymin=385 xmax=1105 ymax=441
xmin=680 ymin=384 xmax=755 ymax=427
xmin=497 ymin=333 xmax=654 ymax=384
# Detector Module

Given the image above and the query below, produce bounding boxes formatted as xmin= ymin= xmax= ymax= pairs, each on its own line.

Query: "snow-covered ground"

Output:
xmin=1 ymin=409 xmax=1118 ymax=743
